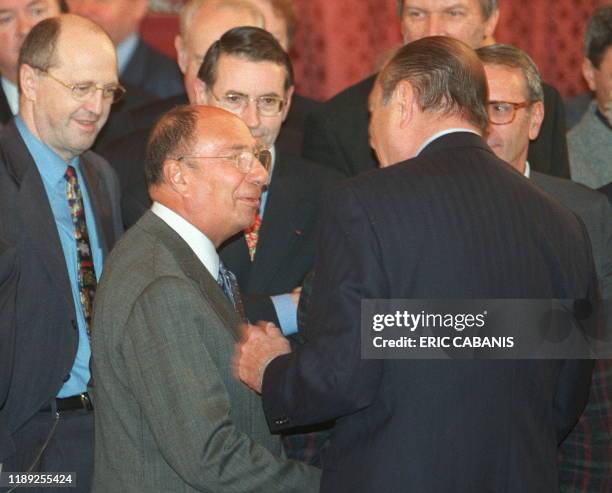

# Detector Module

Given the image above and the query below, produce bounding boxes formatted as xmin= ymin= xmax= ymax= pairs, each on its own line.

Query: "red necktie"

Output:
xmin=244 ymin=213 xmax=262 ymax=261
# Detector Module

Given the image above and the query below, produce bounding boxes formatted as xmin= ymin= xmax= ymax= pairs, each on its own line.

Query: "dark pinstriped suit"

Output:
xmin=263 ymin=132 xmax=596 ymax=493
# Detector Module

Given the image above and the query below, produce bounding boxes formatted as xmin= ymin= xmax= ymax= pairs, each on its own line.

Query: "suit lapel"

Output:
xmin=1 ymin=121 xmax=75 ymax=313
xmin=0 ymin=87 xmax=12 ymax=125
xmin=141 ymin=212 xmax=242 ymax=341
xmin=248 ymin=151 xmax=310 ymax=291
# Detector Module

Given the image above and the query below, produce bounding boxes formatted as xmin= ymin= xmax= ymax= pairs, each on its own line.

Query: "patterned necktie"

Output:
xmin=65 ymin=165 xmax=97 ymax=335
xmin=244 ymin=212 xmax=262 ymax=261
xmin=217 ymin=262 xmax=247 ymax=322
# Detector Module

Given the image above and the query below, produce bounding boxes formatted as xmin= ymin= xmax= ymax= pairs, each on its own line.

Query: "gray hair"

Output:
xmin=584 ymin=6 xmax=612 ymax=69
xmin=476 ymin=44 xmax=544 ymax=102
xmin=397 ymin=0 xmax=498 ymax=20
xmin=179 ymin=0 xmax=264 ymax=38
xmin=379 ymin=36 xmax=490 ymax=132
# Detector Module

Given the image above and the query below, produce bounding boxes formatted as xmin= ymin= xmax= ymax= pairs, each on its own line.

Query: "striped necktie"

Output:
xmin=217 ymin=262 xmax=247 ymax=322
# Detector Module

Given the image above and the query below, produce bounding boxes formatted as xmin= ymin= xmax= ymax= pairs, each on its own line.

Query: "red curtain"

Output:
xmin=141 ymin=0 xmax=608 ymax=101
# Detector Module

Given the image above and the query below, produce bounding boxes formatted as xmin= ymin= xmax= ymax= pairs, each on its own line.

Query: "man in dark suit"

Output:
xmin=195 ymin=27 xmax=340 ymax=328
xmin=304 ymin=0 xmax=570 ymax=179
xmin=92 ymin=104 xmax=320 ymax=492
xmin=0 ymin=15 xmax=122 ymax=491
xmin=236 ymin=37 xmax=596 ymax=492
xmin=0 ymin=0 xmax=62 ymax=125
xmin=477 ymin=43 xmax=612 ymax=493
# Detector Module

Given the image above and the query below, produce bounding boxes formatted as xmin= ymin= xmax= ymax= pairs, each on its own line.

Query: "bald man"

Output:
xmin=91 ymin=105 xmax=320 ymax=492
xmin=0 ymin=15 xmax=122 ymax=491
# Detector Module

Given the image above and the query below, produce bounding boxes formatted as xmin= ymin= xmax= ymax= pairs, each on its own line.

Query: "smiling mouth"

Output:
xmin=74 ymin=119 xmax=99 ymax=131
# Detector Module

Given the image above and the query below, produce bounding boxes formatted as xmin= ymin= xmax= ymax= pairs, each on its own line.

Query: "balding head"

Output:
xmin=18 ymin=14 xmax=118 ymax=161
xmin=147 ymin=105 xmax=269 ymax=245
xmin=176 ymin=0 xmax=264 ymax=103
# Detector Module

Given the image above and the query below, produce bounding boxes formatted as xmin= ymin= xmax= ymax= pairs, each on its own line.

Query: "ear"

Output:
xmin=162 ymin=159 xmax=189 ymax=196
xmin=582 ymin=58 xmax=597 ymax=92
xmin=483 ymin=9 xmax=500 ymax=41
xmin=528 ymin=101 xmax=545 ymax=141
xmin=193 ymin=78 xmax=209 ymax=105
xmin=395 ymin=80 xmax=414 ymax=129
xmin=175 ymin=35 xmax=188 ymax=74
xmin=19 ymin=64 xmax=39 ymax=102
xmin=281 ymin=85 xmax=295 ymax=122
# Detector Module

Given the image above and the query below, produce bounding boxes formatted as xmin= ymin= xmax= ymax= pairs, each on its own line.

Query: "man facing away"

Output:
xmin=236 ymin=36 xmax=596 ymax=493
xmin=91 ymin=104 xmax=321 ymax=492
xmin=0 ymin=14 xmax=123 ymax=491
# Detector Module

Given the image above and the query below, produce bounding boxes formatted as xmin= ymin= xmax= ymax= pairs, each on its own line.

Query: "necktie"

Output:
xmin=244 ymin=212 xmax=261 ymax=261
xmin=65 ymin=165 xmax=97 ymax=335
xmin=217 ymin=262 xmax=247 ymax=322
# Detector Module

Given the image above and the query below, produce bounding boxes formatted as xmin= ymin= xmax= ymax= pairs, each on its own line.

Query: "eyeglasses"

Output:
xmin=175 ymin=148 xmax=272 ymax=174
xmin=210 ymin=90 xmax=285 ymax=117
xmin=487 ymin=100 xmax=533 ymax=125
xmin=35 ymin=68 xmax=126 ymax=104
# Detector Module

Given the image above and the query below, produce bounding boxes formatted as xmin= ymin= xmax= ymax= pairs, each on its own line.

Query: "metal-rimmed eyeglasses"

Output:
xmin=210 ymin=90 xmax=285 ymax=117
xmin=34 ymin=67 xmax=126 ymax=104
xmin=174 ymin=148 xmax=272 ymax=174
xmin=487 ymin=100 xmax=533 ymax=125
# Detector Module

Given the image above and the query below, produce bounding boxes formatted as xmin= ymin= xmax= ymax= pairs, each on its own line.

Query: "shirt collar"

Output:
xmin=523 ymin=161 xmax=531 ymax=178
xmin=1 ymin=77 xmax=19 ymax=116
xmin=116 ymin=33 xmax=140 ymax=76
xmin=151 ymin=201 xmax=220 ymax=279
xmin=416 ymin=128 xmax=481 ymax=156
xmin=14 ymin=115 xmax=80 ymax=184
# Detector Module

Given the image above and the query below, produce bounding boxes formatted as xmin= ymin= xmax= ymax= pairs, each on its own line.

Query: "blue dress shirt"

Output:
xmin=16 ymin=117 xmax=103 ymax=397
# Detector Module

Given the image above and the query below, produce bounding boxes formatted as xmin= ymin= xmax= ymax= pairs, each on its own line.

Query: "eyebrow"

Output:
xmin=224 ymin=90 xmax=283 ymax=98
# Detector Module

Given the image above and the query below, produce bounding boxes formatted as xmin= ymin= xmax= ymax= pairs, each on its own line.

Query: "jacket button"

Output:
xmin=275 ymin=417 xmax=290 ymax=426
xmin=63 ymin=374 xmax=71 ymax=382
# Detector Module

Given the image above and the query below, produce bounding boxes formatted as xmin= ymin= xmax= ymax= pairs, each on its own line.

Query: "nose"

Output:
xmin=83 ymin=88 xmax=105 ymax=116
xmin=247 ymin=157 xmax=269 ymax=188
xmin=425 ymin=14 xmax=445 ymax=37
xmin=241 ymin=99 xmax=261 ymax=130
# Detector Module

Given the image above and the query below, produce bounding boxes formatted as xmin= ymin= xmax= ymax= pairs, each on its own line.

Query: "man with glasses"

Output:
xmin=0 ymin=0 xmax=63 ymax=125
xmin=195 ymin=26 xmax=339 ymax=350
xmin=90 ymin=104 xmax=320 ymax=492
xmin=304 ymin=0 xmax=570 ymax=180
xmin=477 ymin=43 xmax=612 ymax=492
xmin=0 ymin=15 xmax=122 ymax=491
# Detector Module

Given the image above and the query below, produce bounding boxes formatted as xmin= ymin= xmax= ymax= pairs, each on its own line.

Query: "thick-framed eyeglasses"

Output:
xmin=175 ymin=148 xmax=272 ymax=174
xmin=210 ymin=90 xmax=285 ymax=117
xmin=487 ymin=100 xmax=533 ymax=125
xmin=34 ymin=67 xmax=126 ymax=104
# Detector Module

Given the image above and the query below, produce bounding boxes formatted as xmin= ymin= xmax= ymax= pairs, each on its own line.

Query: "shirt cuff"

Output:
xmin=271 ymin=294 xmax=298 ymax=336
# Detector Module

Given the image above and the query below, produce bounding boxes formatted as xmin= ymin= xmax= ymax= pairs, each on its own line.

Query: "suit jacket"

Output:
xmin=0 ymin=120 xmax=123 ymax=457
xmin=303 ymin=74 xmax=570 ymax=178
xmin=263 ymin=132 xmax=595 ymax=493
xmin=0 ymin=238 xmax=18 ymax=462
xmin=91 ymin=211 xmax=320 ymax=492
xmin=0 ymin=86 xmax=12 ymax=126
xmin=121 ymin=38 xmax=184 ymax=101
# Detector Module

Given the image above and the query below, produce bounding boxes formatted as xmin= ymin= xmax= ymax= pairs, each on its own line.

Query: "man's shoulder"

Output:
xmin=532 ymin=171 xmax=611 ymax=213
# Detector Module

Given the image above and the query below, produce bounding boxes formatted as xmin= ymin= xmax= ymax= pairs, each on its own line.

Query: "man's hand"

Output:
xmin=235 ymin=321 xmax=290 ymax=393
